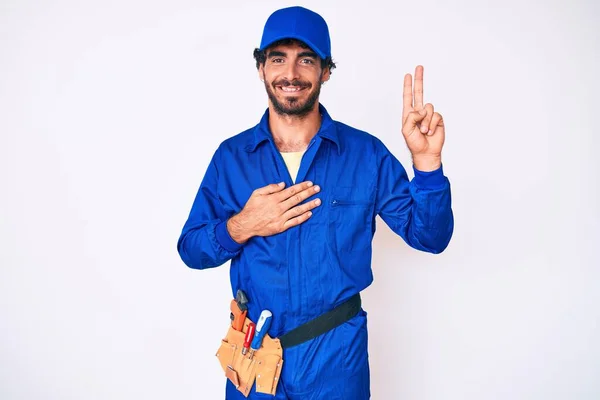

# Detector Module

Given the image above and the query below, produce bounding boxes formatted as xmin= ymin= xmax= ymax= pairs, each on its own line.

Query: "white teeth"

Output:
xmin=280 ymin=86 xmax=302 ymax=92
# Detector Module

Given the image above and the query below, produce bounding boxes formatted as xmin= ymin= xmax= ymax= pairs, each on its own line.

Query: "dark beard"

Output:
xmin=264 ymin=79 xmax=322 ymax=118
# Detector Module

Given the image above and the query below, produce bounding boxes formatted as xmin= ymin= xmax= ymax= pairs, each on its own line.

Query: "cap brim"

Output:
xmin=260 ymin=34 xmax=327 ymax=59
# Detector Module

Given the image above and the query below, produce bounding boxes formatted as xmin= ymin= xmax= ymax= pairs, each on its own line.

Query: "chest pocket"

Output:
xmin=327 ymin=186 xmax=375 ymax=253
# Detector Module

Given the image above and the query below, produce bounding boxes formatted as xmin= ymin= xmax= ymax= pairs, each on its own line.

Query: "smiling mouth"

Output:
xmin=277 ymin=85 xmax=307 ymax=93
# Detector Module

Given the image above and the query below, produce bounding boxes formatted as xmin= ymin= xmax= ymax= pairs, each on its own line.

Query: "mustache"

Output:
xmin=272 ymin=79 xmax=311 ymax=88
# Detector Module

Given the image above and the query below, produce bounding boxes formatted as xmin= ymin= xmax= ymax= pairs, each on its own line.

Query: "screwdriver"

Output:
xmin=248 ymin=310 xmax=272 ymax=360
xmin=241 ymin=322 xmax=256 ymax=356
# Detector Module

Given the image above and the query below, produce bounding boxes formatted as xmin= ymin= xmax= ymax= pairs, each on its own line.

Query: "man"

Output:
xmin=177 ymin=6 xmax=453 ymax=399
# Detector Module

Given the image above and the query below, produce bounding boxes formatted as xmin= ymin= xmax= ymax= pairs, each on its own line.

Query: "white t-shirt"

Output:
xmin=280 ymin=150 xmax=305 ymax=183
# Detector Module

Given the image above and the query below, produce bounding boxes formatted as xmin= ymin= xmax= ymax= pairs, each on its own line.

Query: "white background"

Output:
xmin=1 ymin=0 xmax=599 ymax=399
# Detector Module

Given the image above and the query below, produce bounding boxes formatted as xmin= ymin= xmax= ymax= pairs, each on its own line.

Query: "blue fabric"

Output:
xmin=177 ymin=103 xmax=453 ymax=398
xmin=259 ymin=6 xmax=331 ymax=59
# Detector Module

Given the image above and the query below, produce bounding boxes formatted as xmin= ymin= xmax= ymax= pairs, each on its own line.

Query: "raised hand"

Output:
xmin=227 ymin=181 xmax=322 ymax=244
xmin=402 ymin=65 xmax=445 ymax=172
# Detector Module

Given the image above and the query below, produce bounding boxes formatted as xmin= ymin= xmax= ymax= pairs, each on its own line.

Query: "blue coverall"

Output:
xmin=177 ymin=103 xmax=454 ymax=399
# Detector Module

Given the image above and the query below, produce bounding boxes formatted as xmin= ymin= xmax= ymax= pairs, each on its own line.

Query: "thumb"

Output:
xmin=405 ymin=109 xmax=427 ymax=129
xmin=255 ymin=182 xmax=285 ymax=195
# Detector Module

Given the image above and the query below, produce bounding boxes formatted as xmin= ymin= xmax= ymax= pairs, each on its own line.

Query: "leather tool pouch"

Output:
xmin=216 ymin=317 xmax=284 ymax=397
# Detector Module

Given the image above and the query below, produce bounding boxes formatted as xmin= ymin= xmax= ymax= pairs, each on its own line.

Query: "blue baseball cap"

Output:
xmin=259 ymin=6 xmax=331 ymax=59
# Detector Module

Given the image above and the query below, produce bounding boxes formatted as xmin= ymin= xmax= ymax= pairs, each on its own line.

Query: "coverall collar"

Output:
xmin=245 ymin=103 xmax=340 ymax=154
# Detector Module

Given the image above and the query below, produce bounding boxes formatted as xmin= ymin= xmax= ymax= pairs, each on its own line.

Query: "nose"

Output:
xmin=283 ymin=61 xmax=300 ymax=82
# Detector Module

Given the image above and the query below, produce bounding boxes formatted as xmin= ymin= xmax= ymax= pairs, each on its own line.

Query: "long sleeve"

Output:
xmin=177 ymin=147 xmax=244 ymax=269
xmin=374 ymin=140 xmax=454 ymax=254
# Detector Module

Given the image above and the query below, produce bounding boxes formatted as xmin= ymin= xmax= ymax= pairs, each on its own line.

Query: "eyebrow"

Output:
xmin=267 ymin=50 xmax=286 ymax=58
xmin=298 ymin=51 xmax=318 ymax=59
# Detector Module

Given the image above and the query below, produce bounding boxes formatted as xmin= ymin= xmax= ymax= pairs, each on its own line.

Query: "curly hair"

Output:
xmin=253 ymin=38 xmax=337 ymax=74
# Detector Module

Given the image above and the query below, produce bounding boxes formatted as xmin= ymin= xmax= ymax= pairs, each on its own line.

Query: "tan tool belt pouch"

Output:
xmin=216 ymin=317 xmax=284 ymax=397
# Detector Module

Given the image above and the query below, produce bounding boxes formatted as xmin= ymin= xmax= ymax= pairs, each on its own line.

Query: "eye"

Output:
xmin=301 ymin=58 xmax=315 ymax=64
xmin=271 ymin=58 xmax=284 ymax=63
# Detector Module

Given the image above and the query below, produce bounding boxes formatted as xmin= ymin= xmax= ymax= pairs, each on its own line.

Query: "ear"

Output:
xmin=320 ymin=66 xmax=331 ymax=84
xmin=258 ymin=64 xmax=265 ymax=82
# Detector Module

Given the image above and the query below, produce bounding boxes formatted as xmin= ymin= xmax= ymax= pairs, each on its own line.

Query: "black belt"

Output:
xmin=279 ymin=293 xmax=361 ymax=349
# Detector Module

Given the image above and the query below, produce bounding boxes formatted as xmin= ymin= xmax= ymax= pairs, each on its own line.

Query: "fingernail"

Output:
xmin=306 ymin=181 xmax=313 ymax=186
xmin=279 ymin=182 xmax=285 ymax=187
xmin=314 ymin=185 xmax=320 ymax=192
xmin=307 ymin=211 xmax=312 ymax=217
xmin=421 ymin=125 xmax=428 ymax=133
xmin=428 ymin=130 xmax=433 ymax=135
xmin=315 ymin=199 xmax=321 ymax=205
